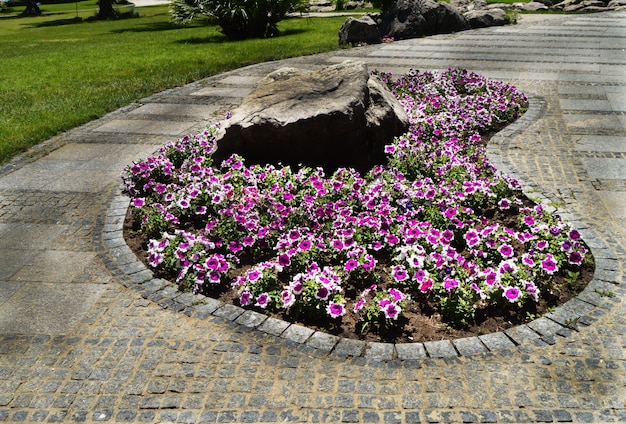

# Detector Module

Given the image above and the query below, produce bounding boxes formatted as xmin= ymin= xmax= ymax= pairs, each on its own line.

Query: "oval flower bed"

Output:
xmin=122 ymin=68 xmax=593 ymax=343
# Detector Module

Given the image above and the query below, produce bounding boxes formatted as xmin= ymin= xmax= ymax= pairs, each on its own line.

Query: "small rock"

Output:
xmin=464 ymin=8 xmax=507 ymax=28
xmin=379 ymin=0 xmax=470 ymax=40
xmin=338 ymin=15 xmax=382 ymax=46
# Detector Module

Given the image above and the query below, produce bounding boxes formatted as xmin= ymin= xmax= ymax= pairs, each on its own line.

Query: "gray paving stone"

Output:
xmin=452 ymin=337 xmax=487 ymax=357
xmin=574 ymin=135 xmax=626 ymax=153
xmin=305 ymin=331 xmax=340 ymax=352
xmin=256 ymin=317 xmax=290 ymax=336
xmin=234 ymin=310 xmax=268 ymax=328
xmin=528 ymin=317 xmax=563 ymax=336
xmin=280 ymin=324 xmax=315 ymax=343
xmin=478 ymin=332 xmax=516 ymax=351
xmin=504 ymin=325 xmax=540 ymax=344
xmin=582 ymin=157 xmax=626 ymax=180
xmin=545 ymin=307 xmax=585 ymax=328
xmin=128 ymin=103 xmax=219 ymax=118
xmin=364 ymin=342 xmax=394 ymax=360
xmin=395 ymin=343 xmax=427 ymax=360
xmin=423 ymin=340 xmax=457 ymax=358
xmin=332 ymin=338 xmax=366 ymax=357
xmin=0 ymin=283 xmax=106 ymax=335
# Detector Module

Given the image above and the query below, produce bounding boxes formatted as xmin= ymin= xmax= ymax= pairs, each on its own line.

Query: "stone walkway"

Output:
xmin=0 ymin=11 xmax=625 ymax=423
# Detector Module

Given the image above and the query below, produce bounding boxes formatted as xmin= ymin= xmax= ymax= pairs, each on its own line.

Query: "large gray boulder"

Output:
xmin=339 ymin=16 xmax=382 ymax=46
xmin=516 ymin=1 xmax=549 ymax=10
xmin=379 ymin=0 xmax=470 ymax=40
xmin=212 ymin=61 xmax=410 ymax=173
xmin=464 ymin=8 xmax=507 ymax=28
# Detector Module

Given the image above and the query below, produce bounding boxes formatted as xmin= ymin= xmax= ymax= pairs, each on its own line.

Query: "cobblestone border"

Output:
xmin=100 ymin=95 xmax=622 ymax=361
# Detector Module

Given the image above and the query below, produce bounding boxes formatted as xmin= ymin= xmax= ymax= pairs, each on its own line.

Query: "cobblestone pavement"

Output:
xmin=0 ymin=12 xmax=625 ymax=423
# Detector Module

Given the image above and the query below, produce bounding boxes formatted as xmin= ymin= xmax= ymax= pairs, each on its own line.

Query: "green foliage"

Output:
xmin=595 ymin=288 xmax=615 ymax=298
xmin=370 ymin=0 xmax=395 ymax=12
xmin=170 ymin=0 xmax=308 ymax=39
xmin=334 ymin=0 xmax=346 ymax=10
xmin=505 ymin=9 xmax=519 ymax=24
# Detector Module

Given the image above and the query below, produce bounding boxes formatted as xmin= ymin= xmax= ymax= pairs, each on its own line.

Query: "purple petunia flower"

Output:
xmin=315 ymin=286 xmax=330 ymax=300
xmin=370 ymin=241 xmax=384 ymax=251
xmin=255 ymin=293 xmax=269 ymax=308
xmin=443 ymin=277 xmax=459 ymax=291
xmin=389 ymin=288 xmax=406 ymax=302
xmin=503 ymin=287 xmax=520 ymax=302
xmin=205 ymin=257 xmax=219 ymax=270
xmin=362 ymin=255 xmax=376 ymax=271
xmin=414 ymin=269 xmax=428 ymax=282
xmin=498 ymin=244 xmax=514 ymax=258
xmin=419 ymin=278 xmax=433 ymax=293
xmin=523 ymin=215 xmax=535 ymax=226
xmin=290 ymin=280 xmax=304 ymax=295
xmin=229 ymin=241 xmax=243 ymax=253
xmin=299 ymin=239 xmax=312 ymax=251
xmin=484 ymin=270 xmax=498 ymax=286
xmin=281 ymin=289 xmax=295 ymax=308
xmin=541 ymin=254 xmax=558 ymax=274
xmin=148 ymin=252 xmax=163 ymax=267
xmin=327 ymin=303 xmax=346 ymax=318
xmin=332 ymin=239 xmax=344 ymax=250
xmin=154 ymin=183 xmax=167 ymax=194
xmin=392 ymin=265 xmax=408 ymax=282
xmin=344 ymin=259 xmax=359 ymax=272
xmin=353 ymin=298 xmax=366 ymax=313
xmin=498 ymin=198 xmax=511 ymax=210
xmin=382 ymin=302 xmax=401 ymax=320
xmin=278 ymin=253 xmax=291 ymax=267
xmin=240 ymin=290 xmax=252 ymax=306
xmin=247 ymin=269 xmax=261 ymax=282
xmin=569 ymin=229 xmax=581 ymax=240
xmin=568 ymin=251 xmax=583 ymax=266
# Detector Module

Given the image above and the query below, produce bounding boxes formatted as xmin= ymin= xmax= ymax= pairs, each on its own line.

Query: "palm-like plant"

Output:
xmin=171 ymin=0 xmax=308 ymax=39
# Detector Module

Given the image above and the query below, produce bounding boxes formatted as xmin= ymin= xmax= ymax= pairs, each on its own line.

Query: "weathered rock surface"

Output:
xmin=339 ymin=15 xmax=382 ymax=46
xmin=378 ymin=0 xmax=470 ymax=40
xmin=212 ymin=61 xmax=410 ymax=173
xmin=454 ymin=0 xmax=624 ymax=13
xmin=462 ymin=0 xmax=624 ymax=12
xmin=464 ymin=8 xmax=507 ymax=28
xmin=517 ymin=1 xmax=549 ymax=10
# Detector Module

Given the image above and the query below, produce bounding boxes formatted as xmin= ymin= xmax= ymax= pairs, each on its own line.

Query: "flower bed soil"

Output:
xmin=123 ymin=200 xmax=593 ymax=344
xmin=122 ymin=69 xmax=594 ymax=345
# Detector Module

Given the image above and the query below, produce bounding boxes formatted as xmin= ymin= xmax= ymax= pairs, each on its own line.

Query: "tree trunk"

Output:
xmin=97 ymin=0 xmax=119 ymax=19
xmin=21 ymin=0 xmax=41 ymax=16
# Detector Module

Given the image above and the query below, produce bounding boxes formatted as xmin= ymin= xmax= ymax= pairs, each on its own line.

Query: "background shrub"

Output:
xmin=170 ymin=0 xmax=308 ymax=39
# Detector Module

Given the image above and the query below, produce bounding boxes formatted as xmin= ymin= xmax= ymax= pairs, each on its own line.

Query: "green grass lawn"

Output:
xmin=0 ymin=0 xmax=111 ymax=16
xmin=0 ymin=6 xmax=353 ymax=165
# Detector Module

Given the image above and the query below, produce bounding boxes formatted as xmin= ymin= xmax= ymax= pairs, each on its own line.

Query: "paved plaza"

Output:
xmin=0 ymin=11 xmax=625 ymax=423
